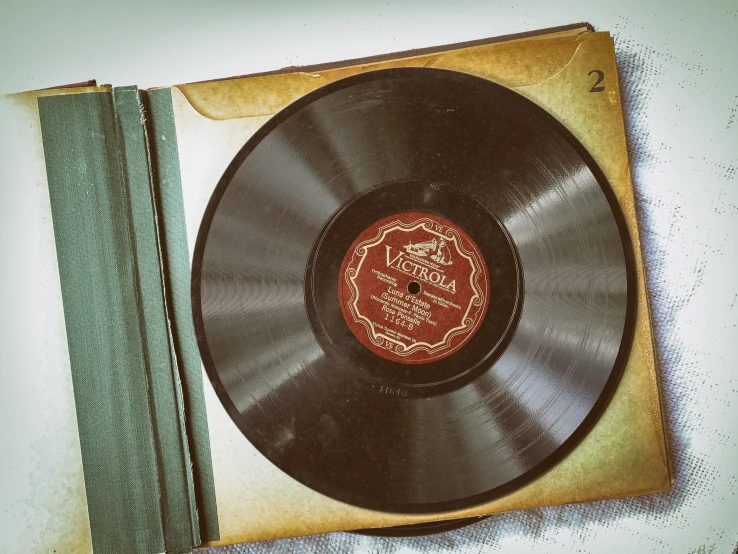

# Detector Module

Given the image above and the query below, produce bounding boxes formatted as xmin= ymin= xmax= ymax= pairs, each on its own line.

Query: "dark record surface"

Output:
xmin=192 ymin=68 xmax=636 ymax=514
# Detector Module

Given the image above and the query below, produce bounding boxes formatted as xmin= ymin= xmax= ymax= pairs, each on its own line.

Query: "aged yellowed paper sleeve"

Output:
xmin=169 ymin=27 xmax=671 ymax=547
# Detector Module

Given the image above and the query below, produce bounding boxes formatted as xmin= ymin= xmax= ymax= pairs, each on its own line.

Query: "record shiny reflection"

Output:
xmin=192 ymin=68 xmax=636 ymax=513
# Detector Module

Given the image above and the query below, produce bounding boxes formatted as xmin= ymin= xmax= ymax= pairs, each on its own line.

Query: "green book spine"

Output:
xmin=141 ymin=88 xmax=220 ymax=543
xmin=38 ymin=86 xmax=218 ymax=554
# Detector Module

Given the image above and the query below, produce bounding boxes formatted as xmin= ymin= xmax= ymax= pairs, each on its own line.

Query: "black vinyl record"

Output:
xmin=191 ymin=67 xmax=636 ymax=514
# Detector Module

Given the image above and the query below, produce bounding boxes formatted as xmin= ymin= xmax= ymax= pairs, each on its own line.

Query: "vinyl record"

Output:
xmin=191 ymin=67 xmax=636 ymax=513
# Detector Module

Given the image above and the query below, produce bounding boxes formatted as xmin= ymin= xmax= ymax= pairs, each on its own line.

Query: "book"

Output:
xmin=0 ymin=23 xmax=671 ymax=554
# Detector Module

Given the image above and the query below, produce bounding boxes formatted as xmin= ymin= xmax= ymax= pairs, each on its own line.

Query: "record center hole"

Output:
xmin=407 ymin=281 xmax=421 ymax=295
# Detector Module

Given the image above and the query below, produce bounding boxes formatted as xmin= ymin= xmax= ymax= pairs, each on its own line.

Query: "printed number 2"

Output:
xmin=588 ymin=70 xmax=605 ymax=93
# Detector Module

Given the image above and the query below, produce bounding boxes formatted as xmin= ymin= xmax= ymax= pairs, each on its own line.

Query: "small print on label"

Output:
xmin=338 ymin=212 xmax=489 ymax=364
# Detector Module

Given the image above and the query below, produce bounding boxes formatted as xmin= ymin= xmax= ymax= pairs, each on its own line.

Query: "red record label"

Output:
xmin=338 ymin=212 xmax=490 ymax=364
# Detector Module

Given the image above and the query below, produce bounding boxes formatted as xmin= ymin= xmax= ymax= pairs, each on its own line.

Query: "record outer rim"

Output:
xmin=191 ymin=67 xmax=638 ymax=515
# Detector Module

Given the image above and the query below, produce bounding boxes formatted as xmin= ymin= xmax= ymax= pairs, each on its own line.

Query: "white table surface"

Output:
xmin=1 ymin=1 xmax=736 ymax=552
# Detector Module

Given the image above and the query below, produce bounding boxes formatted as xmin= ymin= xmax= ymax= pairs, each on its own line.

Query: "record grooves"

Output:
xmin=191 ymin=68 xmax=637 ymax=517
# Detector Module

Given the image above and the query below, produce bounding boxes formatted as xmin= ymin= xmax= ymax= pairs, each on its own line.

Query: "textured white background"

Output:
xmin=1 ymin=1 xmax=736 ymax=553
